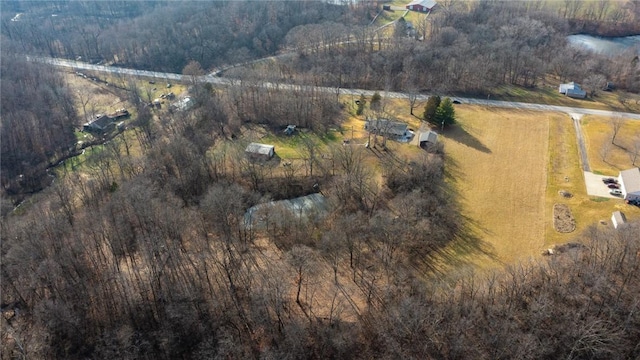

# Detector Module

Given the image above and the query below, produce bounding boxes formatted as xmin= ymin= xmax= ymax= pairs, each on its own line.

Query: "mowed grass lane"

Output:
xmin=441 ymin=106 xmax=552 ymax=268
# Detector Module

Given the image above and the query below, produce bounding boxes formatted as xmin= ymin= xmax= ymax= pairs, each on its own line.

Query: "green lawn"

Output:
xmin=261 ymin=130 xmax=341 ymax=160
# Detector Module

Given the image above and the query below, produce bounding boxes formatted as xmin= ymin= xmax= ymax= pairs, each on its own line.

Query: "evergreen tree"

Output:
xmin=423 ymin=95 xmax=441 ymax=125
xmin=370 ymin=92 xmax=382 ymax=111
xmin=435 ymin=97 xmax=456 ymax=128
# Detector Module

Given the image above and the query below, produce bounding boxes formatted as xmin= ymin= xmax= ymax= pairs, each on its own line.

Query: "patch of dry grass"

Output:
xmin=438 ymin=106 xmax=552 ymax=268
xmin=582 ymin=115 xmax=640 ymax=175
xmin=63 ymin=71 xmax=130 ymax=121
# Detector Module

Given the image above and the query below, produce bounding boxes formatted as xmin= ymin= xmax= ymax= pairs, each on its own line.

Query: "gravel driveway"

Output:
xmin=583 ymin=172 xmax=621 ymax=199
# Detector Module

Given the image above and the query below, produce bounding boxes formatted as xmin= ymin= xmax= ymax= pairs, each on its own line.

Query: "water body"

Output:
xmin=567 ymin=34 xmax=640 ymax=56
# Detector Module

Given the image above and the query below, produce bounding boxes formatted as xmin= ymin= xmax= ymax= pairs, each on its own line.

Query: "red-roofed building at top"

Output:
xmin=406 ymin=0 xmax=437 ymax=12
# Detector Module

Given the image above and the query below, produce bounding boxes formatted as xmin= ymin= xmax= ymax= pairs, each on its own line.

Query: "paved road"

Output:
xmin=28 ymin=56 xmax=640 ymax=119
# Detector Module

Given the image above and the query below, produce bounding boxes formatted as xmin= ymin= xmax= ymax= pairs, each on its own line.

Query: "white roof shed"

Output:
xmin=245 ymin=143 xmax=275 ymax=158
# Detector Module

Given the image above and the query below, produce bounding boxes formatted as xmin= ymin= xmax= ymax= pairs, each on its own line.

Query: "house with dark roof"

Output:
xmin=83 ymin=114 xmax=116 ymax=133
xmin=559 ymin=82 xmax=587 ymax=99
xmin=618 ymin=167 xmax=640 ymax=202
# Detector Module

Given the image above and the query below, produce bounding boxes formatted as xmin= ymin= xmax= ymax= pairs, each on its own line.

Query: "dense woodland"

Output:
xmin=2 ymin=1 xmax=640 ymax=359
xmin=0 ymin=52 xmax=78 ymax=195
xmin=232 ymin=1 xmax=640 ymax=94
xmin=1 ymin=1 xmax=359 ymax=72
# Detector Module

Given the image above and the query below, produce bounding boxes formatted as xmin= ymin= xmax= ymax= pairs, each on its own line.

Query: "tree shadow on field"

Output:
xmin=443 ymin=124 xmax=491 ymax=154
xmin=420 ymin=159 xmax=500 ymax=279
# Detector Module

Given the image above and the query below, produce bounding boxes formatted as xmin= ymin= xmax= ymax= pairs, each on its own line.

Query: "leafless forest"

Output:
xmin=2 ymin=1 xmax=640 ymax=359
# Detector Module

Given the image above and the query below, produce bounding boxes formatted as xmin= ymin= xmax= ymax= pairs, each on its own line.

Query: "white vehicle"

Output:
xmin=610 ymin=189 xmax=622 ymax=196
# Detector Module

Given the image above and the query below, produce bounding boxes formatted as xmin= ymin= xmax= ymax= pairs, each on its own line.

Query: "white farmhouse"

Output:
xmin=618 ymin=168 xmax=640 ymax=202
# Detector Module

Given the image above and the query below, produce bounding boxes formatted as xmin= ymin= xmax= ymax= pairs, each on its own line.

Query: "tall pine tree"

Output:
xmin=423 ymin=95 xmax=441 ymax=125
xmin=435 ymin=97 xmax=456 ymax=128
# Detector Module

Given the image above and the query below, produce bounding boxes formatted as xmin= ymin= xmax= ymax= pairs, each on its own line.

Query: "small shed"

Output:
xmin=406 ymin=0 xmax=437 ymax=12
xmin=245 ymin=143 xmax=275 ymax=159
xmin=611 ymin=211 xmax=627 ymax=229
xmin=618 ymin=167 xmax=640 ymax=202
xmin=559 ymin=82 xmax=587 ymax=99
xmin=283 ymin=125 xmax=297 ymax=135
xmin=418 ymin=131 xmax=438 ymax=148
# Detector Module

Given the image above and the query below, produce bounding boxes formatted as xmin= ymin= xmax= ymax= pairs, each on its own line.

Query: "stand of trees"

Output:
xmin=2 ymin=157 xmax=639 ymax=359
xmin=2 ymin=1 xmax=358 ymax=73
xmin=0 ymin=51 xmax=78 ymax=195
xmin=230 ymin=1 xmax=640 ymax=95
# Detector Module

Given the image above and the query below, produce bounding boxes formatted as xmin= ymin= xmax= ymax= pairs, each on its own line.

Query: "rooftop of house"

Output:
xmin=620 ymin=168 xmax=640 ymax=193
xmin=419 ymin=131 xmax=438 ymax=143
xmin=245 ymin=142 xmax=275 ymax=156
xmin=365 ymin=119 xmax=408 ymax=136
xmin=406 ymin=0 xmax=437 ymax=8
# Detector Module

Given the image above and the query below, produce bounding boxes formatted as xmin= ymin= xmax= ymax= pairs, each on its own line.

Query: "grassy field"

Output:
xmin=581 ymin=115 xmax=640 ymax=175
xmin=436 ymin=106 xmax=553 ymax=268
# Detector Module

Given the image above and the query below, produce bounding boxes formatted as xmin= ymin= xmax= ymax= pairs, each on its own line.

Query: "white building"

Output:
xmin=618 ymin=168 xmax=640 ymax=202
xmin=611 ymin=211 xmax=627 ymax=229
xmin=559 ymin=82 xmax=587 ymax=99
xmin=245 ymin=143 xmax=275 ymax=159
xmin=418 ymin=131 xmax=438 ymax=148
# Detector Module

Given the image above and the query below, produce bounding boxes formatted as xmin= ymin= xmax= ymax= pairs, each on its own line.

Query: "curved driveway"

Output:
xmin=28 ymin=55 xmax=640 ymax=120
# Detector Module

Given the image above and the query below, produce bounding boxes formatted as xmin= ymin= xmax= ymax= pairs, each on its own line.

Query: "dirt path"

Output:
xmin=570 ymin=114 xmax=590 ymax=172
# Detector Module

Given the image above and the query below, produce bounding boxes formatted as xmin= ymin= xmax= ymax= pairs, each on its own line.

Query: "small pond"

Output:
xmin=567 ymin=34 xmax=640 ymax=56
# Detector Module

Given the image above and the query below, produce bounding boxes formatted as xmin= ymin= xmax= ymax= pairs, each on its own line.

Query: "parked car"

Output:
xmin=607 ymin=183 xmax=620 ymax=189
xmin=602 ymin=177 xmax=618 ymax=184
xmin=610 ymin=189 xmax=622 ymax=196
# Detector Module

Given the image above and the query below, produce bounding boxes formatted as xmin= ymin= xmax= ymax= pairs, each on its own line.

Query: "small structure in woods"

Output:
xmin=244 ymin=193 xmax=328 ymax=229
xmin=283 ymin=125 xmax=297 ymax=135
xmin=245 ymin=143 xmax=275 ymax=160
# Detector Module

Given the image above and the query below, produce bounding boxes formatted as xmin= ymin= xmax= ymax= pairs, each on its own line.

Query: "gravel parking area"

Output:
xmin=583 ymin=171 xmax=621 ymax=199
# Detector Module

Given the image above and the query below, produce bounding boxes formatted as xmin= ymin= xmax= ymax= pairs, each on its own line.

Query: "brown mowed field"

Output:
xmin=581 ymin=115 xmax=640 ymax=175
xmin=440 ymin=106 xmax=554 ymax=268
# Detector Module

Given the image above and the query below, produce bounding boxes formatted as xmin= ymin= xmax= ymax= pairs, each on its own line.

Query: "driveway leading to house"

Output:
xmin=583 ymin=171 xmax=621 ymax=199
xmin=570 ymin=114 xmax=590 ymax=172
